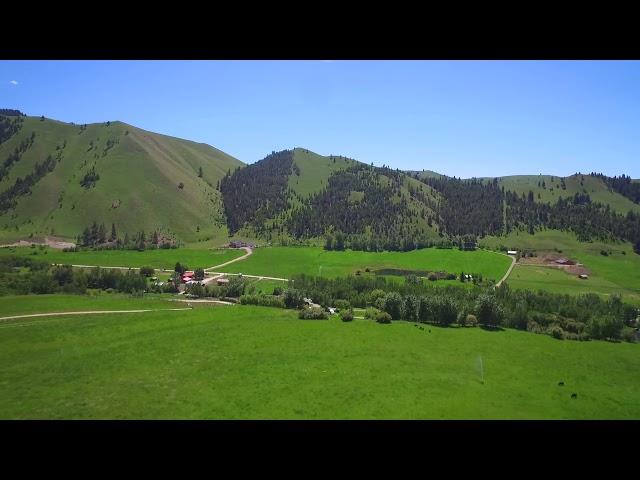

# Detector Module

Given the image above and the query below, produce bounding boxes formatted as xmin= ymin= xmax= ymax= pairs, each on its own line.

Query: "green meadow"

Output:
xmin=508 ymin=266 xmax=640 ymax=305
xmin=0 ymin=302 xmax=638 ymax=419
xmin=480 ymin=230 xmax=640 ymax=302
xmin=0 ymin=293 xmax=177 ymax=317
xmin=217 ymin=246 xmax=512 ymax=281
xmin=0 ymin=246 xmax=244 ymax=270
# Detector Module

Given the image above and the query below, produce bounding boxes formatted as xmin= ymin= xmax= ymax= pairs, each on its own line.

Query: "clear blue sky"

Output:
xmin=1 ymin=60 xmax=639 ymax=178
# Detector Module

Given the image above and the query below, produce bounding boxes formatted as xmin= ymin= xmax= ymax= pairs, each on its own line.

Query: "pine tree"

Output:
xmin=198 ymin=166 xmax=203 ymax=178
xmin=111 ymin=223 xmax=117 ymax=241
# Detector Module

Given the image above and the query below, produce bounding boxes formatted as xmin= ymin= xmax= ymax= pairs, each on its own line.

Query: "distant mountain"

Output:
xmin=0 ymin=113 xmax=243 ymax=244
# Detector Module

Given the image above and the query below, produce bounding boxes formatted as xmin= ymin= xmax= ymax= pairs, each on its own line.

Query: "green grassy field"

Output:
xmin=0 ymin=302 xmax=637 ymax=419
xmin=480 ymin=230 xmax=640 ymax=302
xmin=0 ymin=293 xmax=177 ymax=317
xmin=217 ymin=246 xmax=512 ymax=281
xmin=508 ymin=266 xmax=640 ymax=305
xmin=0 ymin=246 xmax=244 ymax=270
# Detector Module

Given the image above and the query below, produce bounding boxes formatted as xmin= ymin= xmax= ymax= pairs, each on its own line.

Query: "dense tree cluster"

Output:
xmin=0 ymin=114 xmax=24 ymax=145
xmin=288 ymin=165 xmax=435 ymax=250
xmin=0 ymin=154 xmax=57 ymax=214
xmin=220 ymin=150 xmax=294 ymax=234
xmin=505 ymin=190 xmax=640 ymax=244
xmin=286 ymin=274 xmax=637 ymax=341
xmin=590 ymin=172 xmax=640 ymax=204
xmin=76 ymin=222 xmax=177 ymax=250
xmin=0 ymin=109 xmax=24 ymax=117
xmin=0 ymin=257 xmax=147 ymax=296
xmin=418 ymin=175 xmax=504 ymax=236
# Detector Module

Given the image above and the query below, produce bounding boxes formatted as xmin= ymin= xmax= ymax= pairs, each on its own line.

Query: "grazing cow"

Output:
xmin=571 ymin=393 xmax=578 ymax=399
xmin=558 ymin=382 xmax=565 ymax=386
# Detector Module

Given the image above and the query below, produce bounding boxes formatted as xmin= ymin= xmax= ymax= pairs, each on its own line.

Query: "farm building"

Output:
xmin=216 ymin=277 xmax=230 ymax=286
xmin=579 ymin=274 xmax=589 ymax=279
xmin=555 ymin=258 xmax=575 ymax=265
xmin=507 ymin=250 xmax=518 ymax=255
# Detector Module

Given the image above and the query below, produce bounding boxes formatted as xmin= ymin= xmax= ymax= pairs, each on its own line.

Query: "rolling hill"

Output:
xmin=220 ymin=147 xmax=443 ymax=248
xmin=0 ymin=113 xmax=243 ymax=244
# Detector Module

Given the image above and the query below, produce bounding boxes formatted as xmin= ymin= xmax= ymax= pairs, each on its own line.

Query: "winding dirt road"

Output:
xmin=205 ymin=247 xmax=253 ymax=271
xmin=495 ymin=253 xmax=516 ymax=288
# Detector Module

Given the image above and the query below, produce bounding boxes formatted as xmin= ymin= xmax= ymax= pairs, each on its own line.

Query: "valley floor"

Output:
xmin=0 ymin=301 xmax=637 ymax=419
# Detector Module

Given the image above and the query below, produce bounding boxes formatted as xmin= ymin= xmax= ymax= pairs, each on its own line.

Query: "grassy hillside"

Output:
xmin=495 ymin=174 xmax=640 ymax=214
xmin=1 ymin=301 xmax=638 ymax=419
xmin=0 ymin=115 xmax=243 ymax=244
xmin=287 ymin=148 xmax=358 ymax=199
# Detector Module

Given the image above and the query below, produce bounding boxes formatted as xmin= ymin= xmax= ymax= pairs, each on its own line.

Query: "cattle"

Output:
xmin=558 ymin=381 xmax=565 ymax=386
xmin=571 ymin=393 xmax=578 ymax=399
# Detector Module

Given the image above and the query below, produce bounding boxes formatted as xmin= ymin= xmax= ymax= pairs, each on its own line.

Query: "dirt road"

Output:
xmin=0 ymin=308 xmax=192 ymax=323
xmin=495 ymin=254 xmax=516 ymax=288
xmin=205 ymin=247 xmax=253 ymax=271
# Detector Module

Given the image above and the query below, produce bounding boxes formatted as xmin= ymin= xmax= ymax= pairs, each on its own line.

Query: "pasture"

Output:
xmin=0 ymin=302 xmax=638 ymax=419
xmin=216 ymin=246 xmax=512 ymax=281
xmin=0 ymin=246 xmax=244 ymax=270
xmin=480 ymin=230 xmax=640 ymax=302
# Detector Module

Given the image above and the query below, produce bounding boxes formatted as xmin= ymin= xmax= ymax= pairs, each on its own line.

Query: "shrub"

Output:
xmin=465 ymin=314 xmax=478 ymax=327
xmin=375 ymin=311 xmax=392 ymax=324
xmin=273 ymin=286 xmax=283 ymax=296
xmin=474 ymin=294 xmax=503 ymax=327
xmin=402 ymin=295 xmax=419 ymax=321
xmin=340 ymin=310 xmax=354 ymax=322
xmin=383 ymin=292 xmax=403 ymax=320
xmin=368 ymin=289 xmax=386 ymax=307
xmin=299 ymin=306 xmax=328 ymax=320
xmin=548 ymin=325 xmax=565 ymax=340
xmin=364 ymin=307 xmax=380 ymax=320
xmin=239 ymin=294 xmax=285 ymax=308
xmin=588 ymin=314 xmax=624 ymax=340
xmin=139 ymin=266 xmax=155 ymax=277
xmin=433 ymin=296 xmax=458 ymax=326
xmin=418 ymin=296 xmax=436 ymax=323
xmin=621 ymin=328 xmax=637 ymax=343
xmin=194 ymin=268 xmax=205 ymax=281
xmin=335 ymin=299 xmax=351 ymax=311
xmin=284 ymin=288 xmax=305 ymax=309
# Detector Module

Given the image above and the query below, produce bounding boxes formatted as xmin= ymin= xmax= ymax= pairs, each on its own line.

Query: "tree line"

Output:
xmin=0 ymin=113 xmax=24 ymax=145
xmin=589 ymin=172 xmax=640 ymax=204
xmin=284 ymin=273 xmax=638 ymax=342
xmin=75 ymin=222 xmax=177 ymax=250
xmin=0 ymin=131 xmax=36 ymax=181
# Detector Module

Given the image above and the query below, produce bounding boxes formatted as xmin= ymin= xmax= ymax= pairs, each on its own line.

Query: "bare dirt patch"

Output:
xmin=0 ymin=236 xmax=76 ymax=250
xmin=517 ymin=252 xmax=590 ymax=276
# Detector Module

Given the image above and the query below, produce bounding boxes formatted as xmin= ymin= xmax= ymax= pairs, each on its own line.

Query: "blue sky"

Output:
xmin=1 ymin=60 xmax=639 ymax=178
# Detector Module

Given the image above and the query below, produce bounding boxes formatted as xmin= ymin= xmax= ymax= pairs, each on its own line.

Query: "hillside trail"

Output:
xmin=495 ymin=253 xmax=516 ymax=288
